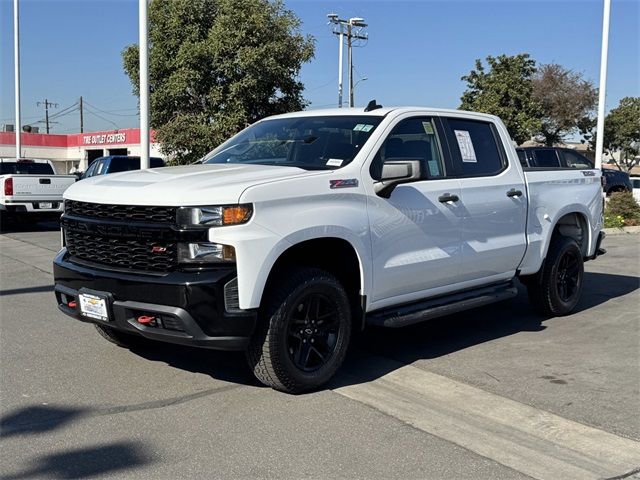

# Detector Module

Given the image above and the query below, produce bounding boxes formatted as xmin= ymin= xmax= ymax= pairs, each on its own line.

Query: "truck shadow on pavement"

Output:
xmin=109 ymin=271 xmax=639 ymax=393
xmin=330 ymin=271 xmax=639 ymax=389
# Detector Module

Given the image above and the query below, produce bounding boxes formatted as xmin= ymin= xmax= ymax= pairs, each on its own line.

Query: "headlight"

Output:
xmin=178 ymin=242 xmax=236 ymax=263
xmin=177 ymin=204 xmax=252 ymax=228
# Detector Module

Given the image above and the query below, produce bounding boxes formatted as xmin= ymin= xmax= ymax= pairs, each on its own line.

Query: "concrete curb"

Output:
xmin=603 ymin=226 xmax=640 ymax=235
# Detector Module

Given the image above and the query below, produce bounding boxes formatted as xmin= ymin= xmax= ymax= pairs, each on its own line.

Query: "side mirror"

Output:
xmin=374 ymin=160 xmax=421 ymax=198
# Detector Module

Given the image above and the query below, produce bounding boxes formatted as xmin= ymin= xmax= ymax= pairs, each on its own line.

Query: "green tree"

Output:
xmin=532 ymin=63 xmax=597 ymax=146
xmin=602 ymin=97 xmax=640 ymax=172
xmin=460 ymin=54 xmax=541 ymax=145
xmin=122 ymin=0 xmax=314 ymax=164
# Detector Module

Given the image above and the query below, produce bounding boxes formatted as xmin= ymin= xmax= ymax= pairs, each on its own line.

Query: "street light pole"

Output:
xmin=14 ymin=0 xmax=21 ymax=159
xmin=328 ymin=14 xmax=368 ymax=109
xmin=139 ymin=0 xmax=150 ymax=169
xmin=595 ymin=0 xmax=611 ymax=170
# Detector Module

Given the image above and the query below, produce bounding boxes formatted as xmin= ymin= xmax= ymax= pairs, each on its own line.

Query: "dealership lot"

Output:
xmin=1 ymin=225 xmax=639 ymax=479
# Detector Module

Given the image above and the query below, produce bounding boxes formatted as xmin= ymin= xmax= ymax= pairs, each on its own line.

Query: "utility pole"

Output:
xmin=328 ymin=14 xmax=368 ymax=108
xmin=14 ymin=0 xmax=21 ymax=158
xmin=79 ymin=96 xmax=84 ymax=133
xmin=37 ymin=99 xmax=58 ymax=134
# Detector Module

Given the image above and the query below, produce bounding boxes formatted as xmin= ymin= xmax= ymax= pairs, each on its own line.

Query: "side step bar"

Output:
xmin=367 ymin=281 xmax=518 ymax=328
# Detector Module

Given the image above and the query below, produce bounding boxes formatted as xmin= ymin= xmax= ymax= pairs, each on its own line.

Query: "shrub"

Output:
xmin=604 ymin=191 xmax=640 ymax=227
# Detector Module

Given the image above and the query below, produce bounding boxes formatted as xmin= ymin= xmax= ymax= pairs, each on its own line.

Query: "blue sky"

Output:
xmin=1 ymin=0 xmax=638 ymax=134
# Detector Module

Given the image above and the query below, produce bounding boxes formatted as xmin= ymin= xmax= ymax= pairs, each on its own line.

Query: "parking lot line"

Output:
xmin=335 ymin=361 xmax=640 ymax=480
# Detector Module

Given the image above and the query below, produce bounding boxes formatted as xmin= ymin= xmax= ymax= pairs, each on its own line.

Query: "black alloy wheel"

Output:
xmin=286 ymin=292 xmax=341 ymax=372
xmin=555 ymin=248 xmax=581 ymax=303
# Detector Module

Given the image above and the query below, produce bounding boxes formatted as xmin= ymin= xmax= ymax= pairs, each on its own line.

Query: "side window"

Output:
xmin=532 ymin=149 xmax=561 ymax=168
xmin=561 ymin=150 xmax=593 ymax=169
xmin=444 ymin=118 xmax=505 ymax=177
xmin=96 ymin=161 xmax=106 ymax=175
xmin=516 ymin=150 xmax=528 ymax=167
xmin=370 ymin=117 xmax=445 ymax=180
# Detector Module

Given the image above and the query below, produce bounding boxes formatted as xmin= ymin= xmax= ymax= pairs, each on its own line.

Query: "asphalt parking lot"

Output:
xmin=1 ymin=221 xmax=639 ymax=480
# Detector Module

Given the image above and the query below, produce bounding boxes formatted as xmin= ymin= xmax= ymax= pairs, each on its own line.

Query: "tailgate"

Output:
xmin=8 ymin=175 xmax=76 ymax=201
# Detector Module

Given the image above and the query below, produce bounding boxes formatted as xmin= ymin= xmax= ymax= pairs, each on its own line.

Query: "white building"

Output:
xmin=0 ymin=128 xmax=162 ymax=174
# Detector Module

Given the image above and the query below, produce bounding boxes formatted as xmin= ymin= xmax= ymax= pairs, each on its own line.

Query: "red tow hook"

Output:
xmin=68 ymin=301 xmax=77 ymax=309
xmin=137 ymin=315 xmax=156 ymax=325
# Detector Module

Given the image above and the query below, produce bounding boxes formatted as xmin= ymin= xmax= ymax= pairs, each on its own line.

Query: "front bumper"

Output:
xmin=53 ymin=249 xmax=256 ymax=350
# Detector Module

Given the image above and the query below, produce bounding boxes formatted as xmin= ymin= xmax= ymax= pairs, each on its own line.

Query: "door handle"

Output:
xmin=438 ymin=193 xmax=459 ymax=203
xmin=506 ymin=189 xmax=523 ymax=198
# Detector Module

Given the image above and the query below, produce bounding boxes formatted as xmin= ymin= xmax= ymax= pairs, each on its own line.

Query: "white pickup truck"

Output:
xmin=53 ymin=106 xmax=605 ymax=393
xmin=1 ymin=158 xmax=76 ymax=223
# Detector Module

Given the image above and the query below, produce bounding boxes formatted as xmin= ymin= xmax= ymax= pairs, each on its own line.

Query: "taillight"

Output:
xmin=4 ymin=178 xmax=13 ymax=196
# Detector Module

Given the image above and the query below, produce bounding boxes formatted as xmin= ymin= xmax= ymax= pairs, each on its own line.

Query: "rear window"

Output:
xmin=532 ymin=150 xmax=561 ymax=168
xmin=0 ymin=162 xmax=55 ymax=175
xmin=108 ymin=158 xmax=139 ymax=173
xmin=516 ymin=150 xmax=528 ymax=167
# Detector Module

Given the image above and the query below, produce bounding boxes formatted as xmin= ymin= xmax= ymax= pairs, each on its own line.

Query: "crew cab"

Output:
xmin=516 ymin=146 xmax=632 ymax=195
xmin=81 ymin=155 xmax=165 ymax=179
xmin=1 ymin=158 xmax=76 ymax=222
xmin=53 ymin=106 xmax=605 ymax=393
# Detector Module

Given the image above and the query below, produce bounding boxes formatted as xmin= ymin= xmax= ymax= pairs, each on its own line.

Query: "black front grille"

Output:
xmin=65 ymin=200 xmax=176 ymax=223
xmin=65 ymin=228 xmax=177 ymax=272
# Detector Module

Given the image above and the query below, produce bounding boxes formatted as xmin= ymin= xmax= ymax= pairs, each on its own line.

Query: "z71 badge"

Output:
xmin=330 ymin=179 xmax=358 ymax=189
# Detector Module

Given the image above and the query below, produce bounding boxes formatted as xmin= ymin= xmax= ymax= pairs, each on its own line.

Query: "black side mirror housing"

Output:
xmin=374 ymin=160 xmax=421 ymax=198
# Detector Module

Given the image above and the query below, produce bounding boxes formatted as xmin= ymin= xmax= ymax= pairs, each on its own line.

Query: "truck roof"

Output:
xmin=268 ymin=106 xmax=501 ymax=123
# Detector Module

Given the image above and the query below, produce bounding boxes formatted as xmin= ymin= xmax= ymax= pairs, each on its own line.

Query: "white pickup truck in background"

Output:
xmin=1 ymin=158 xmax=76 ymax=223
xmin=54 ymin=105 xmax=605 ymax=393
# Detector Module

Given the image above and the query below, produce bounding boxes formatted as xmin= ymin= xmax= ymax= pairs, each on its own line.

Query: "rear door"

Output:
xmin=440 ymin=117 xmax=527 ymax=283
xmin=366 ymin=116 xmax=463 ymax=307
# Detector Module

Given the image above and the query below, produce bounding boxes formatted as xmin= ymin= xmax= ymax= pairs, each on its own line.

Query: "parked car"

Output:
xmin=54 ymin=106 xmax=605 ymax=393
xmin=631 ymin=176 xmax=640 ymax=203
xmin=1 ymin=158 xmax=76 ymax=223
xmin=516 ymin=147 xmax=632 ymax=195
xmin=81 ymin=155 xmax=165 ymax=179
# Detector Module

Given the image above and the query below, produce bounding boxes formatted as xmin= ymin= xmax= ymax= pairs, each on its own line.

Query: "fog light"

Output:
xmin=178 ymin=242 xmax=236 ymax=263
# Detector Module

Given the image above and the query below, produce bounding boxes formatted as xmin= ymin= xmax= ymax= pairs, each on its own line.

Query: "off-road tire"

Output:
xmin=246 ymin=268 xmax=352 ymax=394
xmin=526 ymin=235 xmax=584 ymax=316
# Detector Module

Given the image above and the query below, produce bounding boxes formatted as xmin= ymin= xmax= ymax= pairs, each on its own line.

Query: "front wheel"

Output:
xmin=246 ymin=268 xmax=352 ymax=394
xmin=526 ymin=235 xmax=584 ymax=316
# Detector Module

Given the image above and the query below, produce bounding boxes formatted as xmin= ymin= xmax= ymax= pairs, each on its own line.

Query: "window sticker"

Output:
xmin=454 ymin=130 xmax=477 ymax=163
xmin=353 ymin=124 xmax=374 ymax=132
xmin=326 ymin=158 xmax=344 ymax=167
xmin=422 ymin=122 xmax=434 ymax=135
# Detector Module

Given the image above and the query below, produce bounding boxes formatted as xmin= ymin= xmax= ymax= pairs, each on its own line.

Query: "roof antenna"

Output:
xmin=364 ymin=99 xmax=382 ymax=112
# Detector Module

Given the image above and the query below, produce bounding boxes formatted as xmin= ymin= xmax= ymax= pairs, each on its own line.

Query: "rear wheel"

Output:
xmin=526 ymin=235 xmax=584 ymax=316
xmin=246 ymin=268 xmax=352 ymax=393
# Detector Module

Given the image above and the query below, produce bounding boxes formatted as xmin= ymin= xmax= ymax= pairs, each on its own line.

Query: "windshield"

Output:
xmin=203 ymin=116 xmax=383 ymax=170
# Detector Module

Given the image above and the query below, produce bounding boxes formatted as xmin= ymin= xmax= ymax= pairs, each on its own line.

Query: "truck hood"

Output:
xmin=64 ymin=163 xmax=324 ymax=205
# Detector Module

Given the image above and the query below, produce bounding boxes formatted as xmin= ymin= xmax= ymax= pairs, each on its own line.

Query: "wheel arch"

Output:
xmin=260 ymin=236 xmax=367 ymax=329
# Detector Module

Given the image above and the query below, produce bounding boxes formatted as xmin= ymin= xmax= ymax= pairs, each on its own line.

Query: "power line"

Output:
xmin=84 ymin=105 xmax=121 ymax=129
xmin=84 ymin=100 xmax=139 ymax=117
